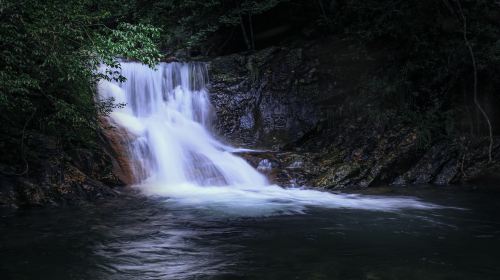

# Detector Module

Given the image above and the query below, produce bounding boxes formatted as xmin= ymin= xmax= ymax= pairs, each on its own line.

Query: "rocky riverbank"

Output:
xmin=208 ymin=37 xmax=500 ymax=189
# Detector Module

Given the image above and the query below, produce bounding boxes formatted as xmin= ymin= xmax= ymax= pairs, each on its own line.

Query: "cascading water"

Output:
xmin=98 ymin=62 xmax=442 ymax=216
xmin=99 ymin=62 xmax=266 ymax=188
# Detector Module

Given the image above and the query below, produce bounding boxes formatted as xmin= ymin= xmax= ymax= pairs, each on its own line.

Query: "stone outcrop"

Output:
xmin=241 ymin=128 xmax=500 ymax=189
xmin=0 ymin=133 xmax=121 ymax=208
xmin=208 ymin=46 xmax=321 ymax=149
xmin=99 ymin=118 xmax=137 ymax=185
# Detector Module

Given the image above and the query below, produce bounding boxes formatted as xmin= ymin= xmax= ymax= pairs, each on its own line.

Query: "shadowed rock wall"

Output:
xmin=207 ymin=39 xmax=500 ymax=189
xmin=208 ymin=46 xmax=321 ymax=149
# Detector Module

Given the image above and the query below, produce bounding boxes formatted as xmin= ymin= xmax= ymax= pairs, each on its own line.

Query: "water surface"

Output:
xmin=1 ymin=187 xmax=499 ymax=280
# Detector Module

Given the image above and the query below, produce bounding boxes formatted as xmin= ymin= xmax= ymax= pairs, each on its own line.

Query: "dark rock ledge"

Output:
xmin=0 ymin=133 xmax=122 ymax=209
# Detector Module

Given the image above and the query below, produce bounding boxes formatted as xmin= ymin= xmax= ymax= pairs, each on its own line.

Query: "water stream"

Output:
xmin=1 ymin=189 xmax=499 ymax=279
xmin=97 ymin=62 xmax=441 ymax=216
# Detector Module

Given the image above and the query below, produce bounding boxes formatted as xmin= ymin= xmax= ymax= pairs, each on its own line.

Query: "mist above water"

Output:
xmin=98 ymin=62 xmax=441 ymax=216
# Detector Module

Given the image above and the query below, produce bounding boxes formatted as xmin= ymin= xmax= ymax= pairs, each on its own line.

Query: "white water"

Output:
xmin=98 ymin=62 xmax=441 ymax=216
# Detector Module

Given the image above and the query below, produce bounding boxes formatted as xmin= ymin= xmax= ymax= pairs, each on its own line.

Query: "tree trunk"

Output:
xmin=239 ymin=13 xmax=251 ymax=50
xmin=248 ymin=13 xmax=255 ymax=50
xmin=456 ymin=0 xmax=493 ymax=163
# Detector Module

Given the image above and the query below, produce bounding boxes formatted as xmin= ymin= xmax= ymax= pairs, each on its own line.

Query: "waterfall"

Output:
xmin=98 ymin=62 xmax=441 ymax=216
xmin=98 ymin=62 xmax=267 ymax=188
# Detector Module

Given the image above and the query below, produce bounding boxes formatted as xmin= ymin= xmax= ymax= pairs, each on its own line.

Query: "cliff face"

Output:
xmin=208 ymin=46 xmax=321 ymax=149
xmin=208 ymin=38 xmax=500 ymax=189
xmin=99 ymin=118 xmax=139 ymax=186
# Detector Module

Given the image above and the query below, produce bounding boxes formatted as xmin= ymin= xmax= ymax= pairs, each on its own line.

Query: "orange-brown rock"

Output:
xmin=99 ymin=117 xmax=138 ymax=185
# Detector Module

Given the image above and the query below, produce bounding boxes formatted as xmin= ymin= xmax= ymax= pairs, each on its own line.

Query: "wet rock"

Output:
xmin=238 ymin=115 xmax=500 ymax=190
xmin=393 ymin=142 xmax=457 ymax=185
xmin=208 ymin=47 xmax=320 ymax=148
xmin=0 ymin=133 xmax=120 ymax=209
xmin=99 ymin=117 xmax=137 ymax=185
xmin=257 ymin=159 xmax=278 ymax=172
xmin=315 ymin=163 xmax=361 ymax=188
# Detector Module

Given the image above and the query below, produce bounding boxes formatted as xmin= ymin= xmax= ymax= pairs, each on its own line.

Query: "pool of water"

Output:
xmin=1 ymin=187 xmax=499 ymax=280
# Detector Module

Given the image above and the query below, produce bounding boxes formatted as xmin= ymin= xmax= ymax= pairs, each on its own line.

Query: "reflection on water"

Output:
xmin=92 ymin=204 xmax=243 ymax=280
xmin=1 ymin=188 xmax=500 ymax=280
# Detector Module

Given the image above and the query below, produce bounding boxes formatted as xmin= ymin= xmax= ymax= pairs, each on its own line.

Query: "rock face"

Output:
xmin=208 ymin=39 xmax=500 ymax=189
xmin=208 ymin=47 xmax=321 ymax=149
xmin=0 ymin=133 xmax=121 ymax=209
xmin=99 ymin=118 xmax=138 ymax=185
xmin=241 ymin=126 xmax=500 ymax=189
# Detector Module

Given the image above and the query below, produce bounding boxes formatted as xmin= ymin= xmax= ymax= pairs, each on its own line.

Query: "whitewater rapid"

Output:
xmin=98 ymin=62 xmax=441 ymax=216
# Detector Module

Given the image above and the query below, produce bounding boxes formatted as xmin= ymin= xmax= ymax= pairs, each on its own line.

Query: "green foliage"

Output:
xmin=0 ymin=0 xmax=161 ymax=167
xmin=94 ymin=23 xmax=162 ymax=70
